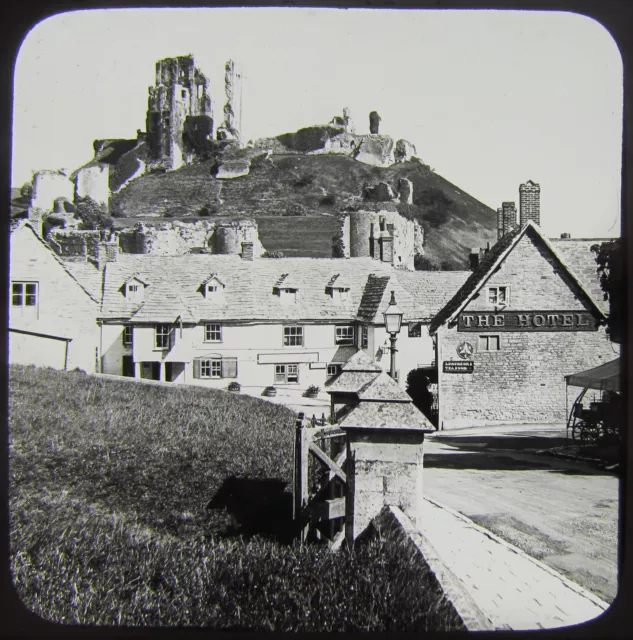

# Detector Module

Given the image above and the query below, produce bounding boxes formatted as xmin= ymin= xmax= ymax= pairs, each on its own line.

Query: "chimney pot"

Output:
xmin=560 ymin=232 xmax=571 ymax=239
xmin=241 ymin=241 xmax=254 ymax=261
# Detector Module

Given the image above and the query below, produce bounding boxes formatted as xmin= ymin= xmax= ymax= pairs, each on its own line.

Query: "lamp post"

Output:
xmin=383 ymin=290 xmax=403 ymax=380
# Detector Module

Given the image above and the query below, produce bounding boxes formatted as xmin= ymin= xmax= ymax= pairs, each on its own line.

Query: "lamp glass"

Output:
xmin=383 ymin=292 xmax=403 ymax=334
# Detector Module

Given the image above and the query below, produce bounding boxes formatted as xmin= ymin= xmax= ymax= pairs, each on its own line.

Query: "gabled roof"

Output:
xmin=549 ymin=238 xmax=611 ymax=314
xmin=125 ymin=274 xmax=150 ymax=287
xmin=429 ymin=222 xmax=607 ymax=335
xmin=357 ymin=275 xmax=390 ymax=322
xmin=337 ymin=400 xmax=434 ymax=431
xmin=10 ymin=220 xmax=101 ymax=304
xmin=202 ymin=273 xmax=226 ymax=288
xmin=356 ymin=371 xmax=412 ymax=402
xmin=341 ymin=350 xmax=383 ymax=372
xmin=100 ymin=256 xmax=397 ymax=323
xmin=326 ymin=274 xmax=352 ymax=290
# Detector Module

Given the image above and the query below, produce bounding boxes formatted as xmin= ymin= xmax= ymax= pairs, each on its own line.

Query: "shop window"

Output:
xmin=283 ymin=326 xmax=303 ymax=346
xmin=275 ymin=364 xmax=299 ymax=384
xmin=478 ymin=335 xmax=500 ymax=352
xmin=193 ymin=357 xmax=237 ymax=379
xmin=488 ymin=286 xmax=509 ymax=306
xmin=335 ymin=325 xmax=354 ymax=345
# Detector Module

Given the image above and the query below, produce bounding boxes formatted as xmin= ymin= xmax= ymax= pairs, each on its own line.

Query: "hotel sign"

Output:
xmin=457 ymin=311 xmax=599 ymax=332
xmin=444 ymin=360 xmax=474 ymax=373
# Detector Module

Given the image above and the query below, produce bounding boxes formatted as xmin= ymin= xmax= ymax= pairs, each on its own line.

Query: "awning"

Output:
xmin=565 ymin=358 xmax=620 ymax=393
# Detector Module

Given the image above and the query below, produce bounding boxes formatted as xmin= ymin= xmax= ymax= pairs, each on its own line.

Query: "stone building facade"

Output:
xmin=430 ymin=222 xmax=614 ymax=429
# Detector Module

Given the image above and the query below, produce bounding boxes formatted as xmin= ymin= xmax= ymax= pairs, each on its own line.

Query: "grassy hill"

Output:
xmin=9 ymin=365 xmax=464 ymax=630
xmin=110 ymin=150 xmax=497 ymax=269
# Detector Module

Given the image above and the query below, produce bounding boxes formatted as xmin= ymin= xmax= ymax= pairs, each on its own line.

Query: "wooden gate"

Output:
xmin=293 ymin=412 xmax=347 ymax=545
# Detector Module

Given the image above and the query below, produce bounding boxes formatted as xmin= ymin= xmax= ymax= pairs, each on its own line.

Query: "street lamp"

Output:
xmin=383 ymin=290 xmax=403 ymax=380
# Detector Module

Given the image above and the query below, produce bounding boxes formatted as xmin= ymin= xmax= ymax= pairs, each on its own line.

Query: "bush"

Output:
xmin=262 ymin=251 xmax=285 ymax=259
xmin=74 ymin=196 xmax=114 ymax=231
xmin=293 ymin=174 xmax=315 ymax=188
xmin=227 ymin=381 xmax=241 ymax=392
xmin=283 ymin=203 xmax=306 ymax=217
xmin=406 ymin=368 xmax=437 ymax=426
xmin=319 ymin=194 xmax=337 ymax=206
xmin=198 ymin=204 xmax=219 ymax=217
xmin=414 ymin=256 xmax=440 ymax=271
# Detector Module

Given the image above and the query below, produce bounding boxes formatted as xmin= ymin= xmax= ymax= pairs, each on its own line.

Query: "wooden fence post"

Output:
xmin=293 ymin=412 xmax=310 ymax=542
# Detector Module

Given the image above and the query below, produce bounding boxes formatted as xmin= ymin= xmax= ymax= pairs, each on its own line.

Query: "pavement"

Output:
xmin=419 ymin=497 xmax=610 ymax=630
xmin=421 ymin=423 xmax=619 ymax=620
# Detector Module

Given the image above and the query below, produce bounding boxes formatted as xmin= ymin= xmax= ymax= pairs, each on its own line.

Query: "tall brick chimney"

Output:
xmin=241 ymin=241 xmax=254 ymax=261
xmin=497 ymin=207 xmax=504 ymax=240
xmin=469 ymin=248 xmax=480 ymax=270
xmin=502 ymin=201 xmax=517 ymax=236
xmin=519 ymin=180 xmax=541 ymax=226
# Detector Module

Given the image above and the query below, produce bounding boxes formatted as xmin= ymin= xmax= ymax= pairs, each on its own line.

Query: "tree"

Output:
xmin=74 ymin=196 xmax=114 ymax=232
xmin=591 ymin=238 xmax=623 ymax=344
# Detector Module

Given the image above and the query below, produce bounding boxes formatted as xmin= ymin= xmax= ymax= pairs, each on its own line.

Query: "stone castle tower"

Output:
xmin=217 ymin=59 xmax=242 ymax=141
xmin=145 ymin=55 xmax=213 ymax=171
xmin=519 ymin=180 xmax=541 ymax=226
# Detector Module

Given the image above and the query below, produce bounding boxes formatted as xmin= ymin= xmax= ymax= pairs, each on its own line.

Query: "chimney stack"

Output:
xmin=94 ymin=239 xmax=119 ymax=269
xmin=241 ymin=241 xmax=254 ymax=261
xmin=560 ymin=232 xmax=571 ymax=239
xmin=469 ymin=248 xmax=480 ymax=270
xmin=497 ymin=207 xmax=504 ymax=240
xmin=502 ymin=201 xmax=518 ymax=236
xmin=519 ymin=180 xmax=541 ymax=226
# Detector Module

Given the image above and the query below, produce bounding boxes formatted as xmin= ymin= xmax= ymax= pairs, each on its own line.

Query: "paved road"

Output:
xmin=423 ymin=425 xmax=620 ymax=603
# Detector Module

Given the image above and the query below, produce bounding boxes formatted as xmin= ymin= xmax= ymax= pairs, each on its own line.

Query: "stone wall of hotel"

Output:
xmin=436 ymin=232 xmax=615 ymax=428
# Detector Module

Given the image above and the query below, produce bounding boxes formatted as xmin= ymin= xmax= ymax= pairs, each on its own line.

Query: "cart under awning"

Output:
xmin=565 ymin=358 xmax=620 ymax=393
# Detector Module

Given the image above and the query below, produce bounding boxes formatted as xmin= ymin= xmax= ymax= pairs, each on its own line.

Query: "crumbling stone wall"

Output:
xmin=47 ymin=229 xmax=101 ymax=261
xmin=117 ymin=220 xmax=263 ymax=256
xmin=74 ymin=164 xmax=110 ymax=207
xmin=31 ymin=170 xmax=74 ymax=211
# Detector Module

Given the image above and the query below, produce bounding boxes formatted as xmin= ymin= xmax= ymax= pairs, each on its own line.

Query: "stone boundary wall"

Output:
xmin=370 ymin=505 xmax=496 ymax=631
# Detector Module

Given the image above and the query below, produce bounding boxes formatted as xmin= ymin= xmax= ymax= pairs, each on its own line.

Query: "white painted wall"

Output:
xmin=9 ymin=225 xmax=100 ymax=372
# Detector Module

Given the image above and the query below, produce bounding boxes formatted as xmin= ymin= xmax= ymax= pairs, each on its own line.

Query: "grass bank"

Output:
xmin=9 ymin=365 xmax=464 ymax=630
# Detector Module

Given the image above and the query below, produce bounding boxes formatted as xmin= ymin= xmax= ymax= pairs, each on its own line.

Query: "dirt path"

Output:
xmin=422 ymin=427 xmax=619 ymax=603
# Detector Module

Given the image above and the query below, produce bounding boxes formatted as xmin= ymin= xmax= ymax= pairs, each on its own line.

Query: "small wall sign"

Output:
xmin=456 ymin=341 xmax=474 ymax=359
xmin=457 ymin=311 xmax=599 ymax=332
xmin=444 ymin=360 xmax=474 ymax=373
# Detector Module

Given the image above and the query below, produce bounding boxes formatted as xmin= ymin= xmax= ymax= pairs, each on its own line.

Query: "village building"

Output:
xmin=429 ymin=222 xmax=615 ymax=429
xmin=98 ymin=248 xmax=466 ymax=398
xmin=9 ymin=221 xmax=103 ymax=372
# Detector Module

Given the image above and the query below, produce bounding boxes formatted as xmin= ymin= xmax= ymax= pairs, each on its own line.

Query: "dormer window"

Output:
xmin=202 ymin=275 xmax=226 ymax=299
xmin=279 ymin=288 xmax=297 ymax=304
xmin=124 ymin=276 xmax=148 ymax=302
xmin=331 ymin=287 xmax=350 ymax=302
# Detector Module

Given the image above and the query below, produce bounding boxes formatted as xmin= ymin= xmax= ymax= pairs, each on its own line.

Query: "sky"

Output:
xmin=12 ymin=8 xmax=623 ymax=238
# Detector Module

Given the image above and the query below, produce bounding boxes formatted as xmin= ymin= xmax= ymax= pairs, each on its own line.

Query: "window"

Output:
xmin=205 ymin=323 xmax=222 ymax=342
xmin=201 ymin=359 xmax=222 ymax=378
xmin=327 ymin=364 xmax=341 ymax=377
xmin=11 ymin=282 xmax=38 ymax=307
xmin=181 ymin=90 xmax=187 ymax=99
xmin=123 ymin=325 xmax=133 ymax=347
xmin=335 ymin=325 xmax=354 ymax=345
xmin=207 ymin=285 xmax=219 ymax=294
xmin=283 ymin=326 xmax=303 ymax=346
xmin=275 ymin=364 xmax=299 ymax=384
xmin=361 ymin=325 xmax=369 ymax=350
xmin=279 ymin=288 xmax=298 ymax=304
xmin=408 ymin=322 xmax=422 ymax=338
xmin=478 ymin=335 xmax=500 ymax=352
xmin=155 ymin=324 xmax=173 ymax=349
xmin=488 ymin=286 xmax=509 ymax=306
xmin=126 ymin=282 xmax=144 ymax=302
xmin=193 ymin=357 xmax=237 ymax=379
